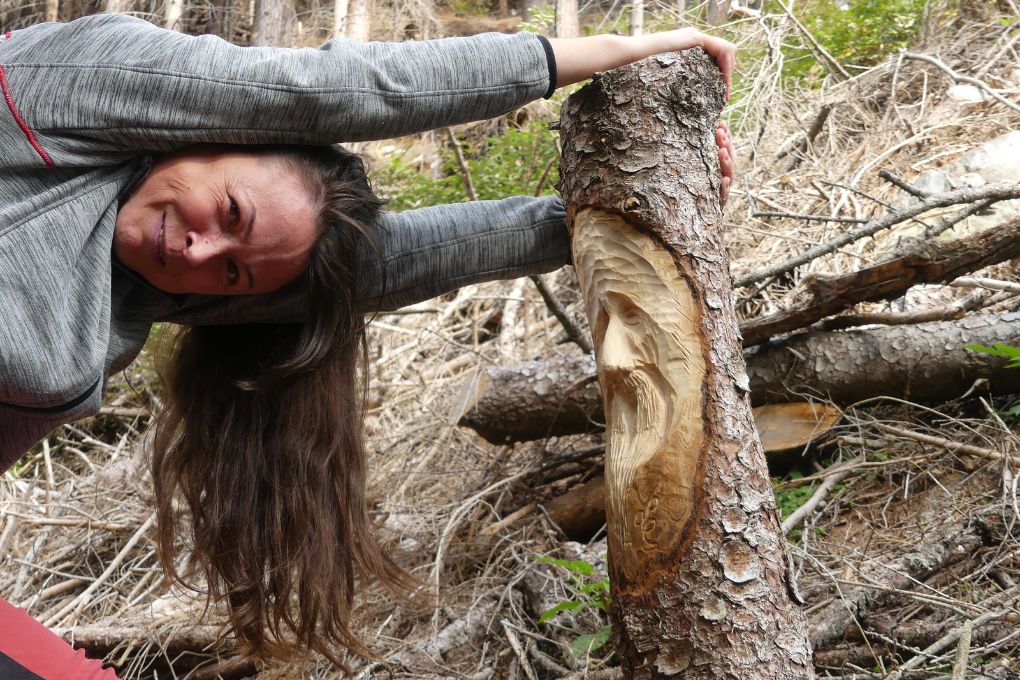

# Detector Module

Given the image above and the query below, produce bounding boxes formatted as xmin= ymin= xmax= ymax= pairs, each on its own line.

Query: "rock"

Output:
xmin=951 ymin=130 xmax=1020 ymax=182
xmin=947 ymin=84 xmax=986 ymax=103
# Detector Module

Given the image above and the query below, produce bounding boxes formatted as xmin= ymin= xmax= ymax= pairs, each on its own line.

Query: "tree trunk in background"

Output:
xmin=675 ymin=0 xmax=687 ymax=24
xmin=706 ymin=0 xmax=730 ymax=25
xmin=45 ymin=0 xmax=59 ymax=22
xmin=333 ymin=0 xmax=350 ymax=37
xmin=164 ymin=0 xmax=184 ymax=29
xmin=498 ymin=0 xmax=509 ymax=20
xmin=559 ymin=50 xmax=814 ymax=679
xmin=346 ymin=0 xmax=372 ymax=42
xmin=103 ymin=0 xmax=133 ymax=13
xmin=252 ymin=0 xmax=290 ymax=45
xmin=556 ymin=0 xmax=579 ymax=38
xmin=630 ymin=0 xmax=643 ymax=35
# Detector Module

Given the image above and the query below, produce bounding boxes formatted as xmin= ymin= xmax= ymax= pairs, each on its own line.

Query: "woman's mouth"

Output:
xmin=150 ymin=213 xmax=166 ymax=266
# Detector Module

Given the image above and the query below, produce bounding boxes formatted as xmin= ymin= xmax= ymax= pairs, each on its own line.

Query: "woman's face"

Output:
xmin=114 ymin=148 xmax=319 ymax=296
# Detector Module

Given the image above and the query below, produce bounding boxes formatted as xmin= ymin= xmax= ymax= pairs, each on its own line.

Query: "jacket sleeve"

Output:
xmin=2 ymin=14 xmax=552 ymax=159
xmin=157 ymin=195 xmax=569 ymax=325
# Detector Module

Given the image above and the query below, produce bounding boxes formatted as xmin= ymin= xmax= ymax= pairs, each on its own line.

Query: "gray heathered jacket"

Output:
xmin=0 ymin=14 xmax=569 ymax=470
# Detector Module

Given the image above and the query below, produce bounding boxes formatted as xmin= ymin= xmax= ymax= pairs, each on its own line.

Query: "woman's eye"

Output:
xmin=226 ymin=259 xmax=240 ymax=285
xmin=228 ymin=198 xmax=240 ymax=223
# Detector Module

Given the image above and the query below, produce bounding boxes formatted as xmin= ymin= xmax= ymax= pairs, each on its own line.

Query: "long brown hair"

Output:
xmin=151 ymin=145 xmax=409 ymax=666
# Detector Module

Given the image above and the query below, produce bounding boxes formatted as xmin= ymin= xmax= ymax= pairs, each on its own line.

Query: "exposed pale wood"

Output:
xmin=559 ymin=50 xmax=813 ymax=678
xmin=574 ymin=209 xmax=708 ymax=587
xmin=546 ymin=404 xmax=842 ymax=542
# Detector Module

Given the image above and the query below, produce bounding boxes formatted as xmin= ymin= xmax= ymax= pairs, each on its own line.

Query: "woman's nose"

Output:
xmin=183 ymin=230 xmax=228 ymax=266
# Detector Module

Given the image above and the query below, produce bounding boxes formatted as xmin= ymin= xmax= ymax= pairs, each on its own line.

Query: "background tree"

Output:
xmin=251 ymin=0 xmax=291 ymax=45
xmin=556 ymin=0 xmax=579 ymax=38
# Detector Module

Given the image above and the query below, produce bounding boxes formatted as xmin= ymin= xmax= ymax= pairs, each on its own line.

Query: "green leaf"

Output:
xmin=571 ymin=625 xmax=612 ymax=657
xmin=536 ymin=556 xmax=594 ymax=576
xmin=538 ymin=600 xmax=584 ymax=623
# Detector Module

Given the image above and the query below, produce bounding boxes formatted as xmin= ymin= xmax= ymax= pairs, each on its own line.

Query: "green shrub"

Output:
xmin=774 ymin=0 xmax=931 ymax=82
xmin=376 ymin=117 xmax=559 ymax=211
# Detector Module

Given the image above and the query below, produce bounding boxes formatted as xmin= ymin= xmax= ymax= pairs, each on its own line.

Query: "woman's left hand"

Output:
xmin=716 ymin=120 xmax=734 ymax=205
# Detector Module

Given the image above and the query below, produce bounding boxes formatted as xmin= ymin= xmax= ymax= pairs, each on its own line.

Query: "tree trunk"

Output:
xmin=630 ymin=0 xmax=643 ymax=36
xmin=556 ymin=0 xmax=580 ymax=38
xmin=706 ymin=0 xmax=730 ymax=25
xmin=346 ymin=0 xmax=372 ymax=42
xmin=251 ymin=0 xmax=290 ymax=46
xmin=459 ymin=312 xmax=1020 ymax=443
xmin=103 ymin=0 xmax=133 ymax=13
xmin=164 ymin=0 xmax=184 ymax=30
xmin=333 ymin=0 xmax=350 ymax=37
xmin=559 ymin=50 xmax=814 ymax=679
xmin=675 ymin=0 xmax=687 ymax=24
xmin=46 ymin=0 xmax=59 ymax=22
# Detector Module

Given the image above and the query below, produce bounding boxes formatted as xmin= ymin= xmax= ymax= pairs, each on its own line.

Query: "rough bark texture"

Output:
xmin=559 ymin=51 xmax=814 ymax=679
xmin=460 ymin=312 xmax=1020 ymax=442
xmin=251 ymin=0 xmax=290 ymax=46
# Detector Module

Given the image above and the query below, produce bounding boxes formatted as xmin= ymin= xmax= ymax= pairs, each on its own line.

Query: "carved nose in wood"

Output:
xmin=600 ymin=314 xmax=638 ymax=373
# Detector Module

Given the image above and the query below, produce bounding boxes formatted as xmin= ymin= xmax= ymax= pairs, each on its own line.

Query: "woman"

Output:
xmin=0 ymin=12 xmax=735 ymax=674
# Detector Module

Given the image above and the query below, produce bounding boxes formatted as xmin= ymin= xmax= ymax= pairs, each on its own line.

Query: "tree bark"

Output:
xmin=741 ymin=212 xmax=1020 ymax=346
xmin=333 ymin=0 xmax=350 ymax=37
xmin=556 ymin=0 xmax=580 ymax=38
xmin=164 ymin=0 xmax=185 ymax=30
xmin=103 ymin=0 xmax=133 ymax=13
xmin=459 ymin=312 xmax=1020 ymax=442
xmin=559 ymin=50 xmax=813 ymax=679
xmin=251 ymin=0 xmax=290 ymax=46
xmin=46 ymin=0 xmax=59 ymax=22
xmin=346 ymin=0 xmax=372 ymax=42
xmin=706 ymin=0 xmax=730 ymax=25
xmin=630 ymin=0 xmax=644 ymax=36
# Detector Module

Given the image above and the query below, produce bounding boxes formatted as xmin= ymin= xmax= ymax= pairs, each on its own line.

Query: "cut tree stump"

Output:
xmin=460 ymin=311 xmax=1020 ymax=443
xmin=558 ymin=50 xmax=814 ymax=678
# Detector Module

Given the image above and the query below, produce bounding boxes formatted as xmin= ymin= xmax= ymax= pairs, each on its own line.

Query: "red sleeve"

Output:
xmin=0 ymin=598 xmax=120 ymax=680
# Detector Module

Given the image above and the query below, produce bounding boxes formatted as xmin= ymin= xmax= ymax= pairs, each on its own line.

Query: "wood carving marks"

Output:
xmin=573 ymin=209 xmax=708 ymax=590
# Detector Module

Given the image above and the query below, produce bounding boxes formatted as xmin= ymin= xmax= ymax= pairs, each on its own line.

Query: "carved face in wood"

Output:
xmin=573 ymin=209 xmax=707 ymax=587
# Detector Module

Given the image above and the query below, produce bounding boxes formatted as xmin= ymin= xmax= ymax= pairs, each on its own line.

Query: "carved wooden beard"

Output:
xmin=574 ymin=209 xmax=707 ymax=589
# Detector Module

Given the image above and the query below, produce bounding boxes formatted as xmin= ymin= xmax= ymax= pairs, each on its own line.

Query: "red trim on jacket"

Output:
xmin=0 ymin=31 xmax=55 ymax=168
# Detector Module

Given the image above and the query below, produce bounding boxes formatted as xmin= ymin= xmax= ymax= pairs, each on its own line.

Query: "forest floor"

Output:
xmin=2 ymin=3 xmax=1020 ymax=679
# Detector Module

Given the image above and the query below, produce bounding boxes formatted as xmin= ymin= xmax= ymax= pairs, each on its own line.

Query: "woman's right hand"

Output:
xmin=549 ymin=28 xmax=737 ymax=99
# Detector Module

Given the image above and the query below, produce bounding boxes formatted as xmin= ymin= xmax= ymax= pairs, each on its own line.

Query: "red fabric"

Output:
xmin=0 ymin=598 xmax=120 ymax=679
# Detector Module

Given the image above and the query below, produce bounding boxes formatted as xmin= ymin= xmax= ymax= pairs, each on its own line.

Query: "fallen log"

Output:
xmin=460 ymin=312 xmax=1020 ymax=442
xmin=741 ymin=211 xmax=1020 ymax=346
xmin=807 ymin=505 xmax=1007 ymax=650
